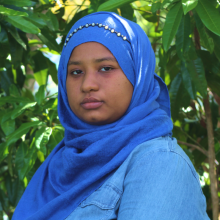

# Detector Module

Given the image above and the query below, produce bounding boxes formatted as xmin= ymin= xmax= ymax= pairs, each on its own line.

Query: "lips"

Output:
xmin=81 ymin=97 xmax=103 ymax=110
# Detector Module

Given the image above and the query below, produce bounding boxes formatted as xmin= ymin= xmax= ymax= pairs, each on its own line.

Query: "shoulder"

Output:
xmin=115 ymin=137 xmax=209 ymax=219
xmin=125 ymin=136 xmax=199 ymax=184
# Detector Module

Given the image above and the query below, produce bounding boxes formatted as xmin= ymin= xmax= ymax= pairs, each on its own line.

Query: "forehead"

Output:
xmin=69 ymin=42 xmax=115 ymax=60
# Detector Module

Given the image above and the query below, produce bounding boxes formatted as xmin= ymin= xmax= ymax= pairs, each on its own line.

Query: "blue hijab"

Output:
xmin=13 ymin=12 xmax=173 ymax=220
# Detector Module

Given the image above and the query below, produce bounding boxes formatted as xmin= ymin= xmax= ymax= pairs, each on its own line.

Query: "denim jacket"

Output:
xmin=65 ymin=136 xmax=210 ymax=220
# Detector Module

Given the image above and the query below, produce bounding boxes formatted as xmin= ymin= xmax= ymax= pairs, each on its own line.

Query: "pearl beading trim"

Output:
xmin=64 ymin=23 xmax=130 ymax=46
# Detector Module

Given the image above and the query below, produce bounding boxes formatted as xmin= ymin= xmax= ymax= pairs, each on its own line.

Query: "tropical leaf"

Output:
xmin=181 ymin=0 xmax=198 ymax=15
xmin=0 ymin=0 xmax=33 ymax=7
xmin=196 ymin=0 xmax=220 ymax=36
xmin=194 ymin=13 xmax=214 ymax=53
xmin=0 ymin=6 xmax=28 ymax=16
xmin=176 ymin=13 xmax=191 ymax=59
xmin=162 ymin=1 xmax=183 ymax=51
xmin=5 ymin=16 xmax=40 ymax=34
xmin=35 ymin=85 xmax=45 ymax=105
xmin=11 ymin=102 xmax=37 ymax=119
xmin=186 ymin=57 xmax=207 ymax=97
xmin=97 ymin=0 xmax=134 ymax=11
xmin=181 ymin=62 xmax=196 ymax=99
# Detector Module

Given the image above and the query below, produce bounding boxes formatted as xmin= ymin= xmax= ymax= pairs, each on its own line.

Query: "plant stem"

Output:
xmin=177 ymin=140 xmax=208 ymax=156
xmin=204 ymin=95 xmax=219 ymax=220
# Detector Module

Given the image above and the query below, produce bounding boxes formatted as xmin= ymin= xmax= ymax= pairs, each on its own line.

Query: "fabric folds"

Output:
xmin=12 ymin=12 xmax=173 ymax=220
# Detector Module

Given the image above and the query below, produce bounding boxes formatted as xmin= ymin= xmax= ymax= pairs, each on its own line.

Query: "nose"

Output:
xmin=81 ymin=70 xmax=99 ymax=93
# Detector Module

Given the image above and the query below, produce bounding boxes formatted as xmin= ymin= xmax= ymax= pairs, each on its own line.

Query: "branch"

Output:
xmin=177 ymin=140 xmax=208 ymax=156
xmin=204 ymin=95 xmax=219 ymax=220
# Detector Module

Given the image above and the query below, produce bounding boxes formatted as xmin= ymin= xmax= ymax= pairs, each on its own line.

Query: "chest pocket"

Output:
xmin=79 ymin=183 xmax=121 ymax=220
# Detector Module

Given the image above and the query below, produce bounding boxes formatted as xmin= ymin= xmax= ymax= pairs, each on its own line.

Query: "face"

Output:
xmin=66 ymin=42 xmax=133 ymax=125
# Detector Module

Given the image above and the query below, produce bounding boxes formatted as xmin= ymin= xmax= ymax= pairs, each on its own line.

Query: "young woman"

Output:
xmin=12 ymin=12 xmax=210 ymax=220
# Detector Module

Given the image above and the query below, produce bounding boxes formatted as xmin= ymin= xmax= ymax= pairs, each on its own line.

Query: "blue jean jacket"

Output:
xmin=65 ymin=136 xmax=210 ymax=220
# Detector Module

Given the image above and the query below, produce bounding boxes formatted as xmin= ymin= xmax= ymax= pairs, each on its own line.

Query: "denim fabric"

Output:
xmin=65 ymin=136 xmax=210 ymax=220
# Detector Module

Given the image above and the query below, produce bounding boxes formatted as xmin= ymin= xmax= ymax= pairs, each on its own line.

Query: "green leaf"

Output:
xmin=9 ymin=84 xmax=20 ymax=97
xmin=208 ymin=31 xmax=220 ymax=62
xmin=0 ymin=71 xmax=13 ymax=95
xmin=196 ymin=0 xmax=220 ymax=36
xmin=169 ymin=72 xmax=182 ymax=107
xmin=37 ymin=29 xmax=61 ymax=52
xmin=25 ymin=12 xmax=47 ymax=28
xmin=151 ymin=1 xmax=161 ymax=13
xmin=5 ymin=23 xmax=26 ymax=49
xmin=186 ymin=57 xmax=207 ymax=97
xmin=48 ymin=60 xmax=58 ymax=84
xmin=5 ymin=16 xmax=40 ymax=34
xmin=176 ymin=13 xmax=191 ymax=59
xmin=162 ymin=1 xmax=183 ymax=51
xmin=8 ymin=33 xmax=23 ymax=68
xmin=162 ymin=0 xmax=179 ymax=8
xmin=194 ymin=13 xmax=214 ymax=53
xmin=35 ymin=127 xmax=52 ymax=154
xmin=46 ymin=10 xmax=59 ymax=31
xmin=6 ymin=121 xmax=42 ymax=146
xmin=0 ymin=6 xmax=28 ymax=16
xmin=120 ymin=2 xmax=134 ymax=21
xmin=47 ymin=127 xmax=64 ymax=151
xmin=181 ymin=62 xmax=196 ymax=99
xmin=34 ymin=69 xmax=48 ymax=86
xmin=0 ymin=0 xmax=33 ymax=7
xmin=5 ymin=175 xmax=24 ymax=207
xmin=15 ymin=142 xmax=28 ymax=171
xmin=11 ymin=102 xmax=37 ymax=119
xmin=18 ymin=140 xmax=37 ymax=180
xmin=0 ymin=96 xmax=30 ymax=106
xmin=97 ymin=0 xmax=134 ymax=11
xmin=35 ymin=85 xmax=45 ymax=104
xmin=181 ymin=0 xmax=198 ymax=15
xmin=1 ymin=119 xmax=15 ymax=136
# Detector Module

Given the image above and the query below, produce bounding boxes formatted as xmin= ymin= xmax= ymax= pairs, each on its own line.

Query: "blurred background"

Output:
xmin=0 ymin=0 xmax=220 ymax=219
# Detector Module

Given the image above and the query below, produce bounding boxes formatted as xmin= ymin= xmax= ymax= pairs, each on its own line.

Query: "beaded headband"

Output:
xmin=64 ymin=22 xmax=130 ymax=46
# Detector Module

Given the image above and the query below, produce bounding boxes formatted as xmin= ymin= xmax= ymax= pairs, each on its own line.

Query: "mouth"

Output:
xmin=81 ymin=97 xmax=104 ymax=110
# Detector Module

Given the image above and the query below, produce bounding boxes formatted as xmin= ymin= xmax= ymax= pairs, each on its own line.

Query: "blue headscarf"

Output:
xmin=13 ymin=12 xmax=173 ymax=220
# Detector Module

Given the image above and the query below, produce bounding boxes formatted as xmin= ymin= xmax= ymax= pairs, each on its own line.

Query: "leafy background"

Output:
xmin=0 ymin=0 xmax=220 ymax=219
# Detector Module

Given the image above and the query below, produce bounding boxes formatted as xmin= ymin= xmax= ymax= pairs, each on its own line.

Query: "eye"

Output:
xmin=70 ymin=69 xmax=83 ymax=75
xmin=100 ymin=67 xmax=113 ymax=72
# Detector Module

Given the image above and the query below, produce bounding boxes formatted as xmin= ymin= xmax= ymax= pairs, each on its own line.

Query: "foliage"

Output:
xmin=0 ymin=0 xmax=220 ymax=219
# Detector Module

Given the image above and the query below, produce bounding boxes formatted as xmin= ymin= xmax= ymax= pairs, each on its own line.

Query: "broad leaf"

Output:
xmin=1 ymin=119 xmax=15 ymax=136
xmin=169 ymin=72 xmax=182 ymax=107
xmin=11 ymin=102 xmax=37 ymax=119
xmin=0 ymin=6 xmax=28 ymax=16
xmin=162 ymin=1 xmax=183 ymax=51
xmin=151 ymin=2 xmax=161 ymax=13
xmin=46 ymin=10 xmax=59 ymax=31
xmin=5 ymin=16 xmax=40 ymax=34
xmin=186 ymin=57 xmax=207 ymax=97
xmin=6 ymin=121 xmax=42 ymax=146
xmin=97 ymin=0 xmax=134 ymax=11
xmin=0 ymin=71 xmax=12 ymax=95
xmin=194 ymin=13 xmax=214 ymax=53
xmin=176 ymin=14 xmax=191 ymax=59
xmin=35 ymin=85 xmax=45 ymax=104
xmin=181 ymin=0 xmax=198 ymax=15
xmin=37 ymin=29 xmax=61 ymax=52
xmin=4 ymin=23 xmax=26 ymax=49
xmin=0 ymin=0 xmax=33 ymax=7
xmin=196 ymin=0 xmax=220 ymax=36
xmin=34 ymin=69 xmax=48 ymax=86
xmin=181 ymin=62 xmax=196 ymax=99
xmin=35 ymin=127 xmax=52 ymax=155
xmin=0 ymin=96 xmax=30 ymax=106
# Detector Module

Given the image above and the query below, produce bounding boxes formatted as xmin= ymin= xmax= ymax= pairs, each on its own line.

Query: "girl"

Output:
xmin=12 ymin=12 xmax=209 ymax=220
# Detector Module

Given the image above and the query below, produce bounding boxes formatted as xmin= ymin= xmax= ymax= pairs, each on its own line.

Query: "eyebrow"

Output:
xmin=68 ymin=57 xmax=117 ymax=66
